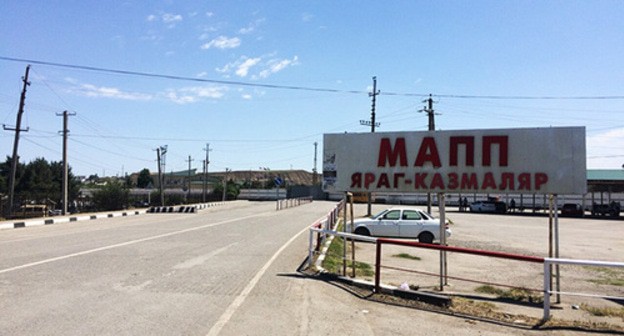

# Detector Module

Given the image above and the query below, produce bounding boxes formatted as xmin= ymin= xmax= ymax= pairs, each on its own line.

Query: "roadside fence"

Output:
xmin=276 ymin=196 xmax=313 ymax=211
xmin=308 ymin=216 xmax=624 ymax=322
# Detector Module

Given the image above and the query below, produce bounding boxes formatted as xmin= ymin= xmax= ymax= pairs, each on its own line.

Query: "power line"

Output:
xmin=0 ymin=56 xmax=366 ymax=95
xmin=67 ymin=132 xmax=313 ymax=143
xmin=3 ymin=56 xmax=624 ymax=100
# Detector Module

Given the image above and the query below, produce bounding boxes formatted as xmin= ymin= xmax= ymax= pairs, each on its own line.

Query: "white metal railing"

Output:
xmin=276 ymin=196 xmax=313 ymax=211
xmin=308 ymin=227 xmax=377 ymax=269
xmin=543 ymin=258 xmax=624 ymax=320
xmin=308 ymin=224 xmax=624 ymax=322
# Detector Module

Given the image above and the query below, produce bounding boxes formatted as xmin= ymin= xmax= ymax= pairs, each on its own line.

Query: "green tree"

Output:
xmin=137 ymin=168 xmax=153 ymax=188
xmin=91 ymin=181 xmax=129 ymax=211
xmin=0 ymin=157 xmax=79 ymax=207
xmin=212 ymin=179 xmax=240 ymax=200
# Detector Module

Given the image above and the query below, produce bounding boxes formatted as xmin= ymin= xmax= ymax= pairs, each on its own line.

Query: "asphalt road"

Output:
xmin=0 ymin=201 xmax=592 ymax=335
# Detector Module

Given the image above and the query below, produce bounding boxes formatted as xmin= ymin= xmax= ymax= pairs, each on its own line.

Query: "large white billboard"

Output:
xmin=323 ymin=127 xmax=586 ymax=194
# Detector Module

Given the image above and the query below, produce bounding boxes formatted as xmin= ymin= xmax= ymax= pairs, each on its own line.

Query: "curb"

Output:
xmin=146 ymin=202 xmax=226 ymax=214
xmin=315 ymin=271 xmax=452 ymax=307
xmin=0 ymin=201 xmax=227 ymax=230
xmin=0 ymin=209 xmax=147 ymax=230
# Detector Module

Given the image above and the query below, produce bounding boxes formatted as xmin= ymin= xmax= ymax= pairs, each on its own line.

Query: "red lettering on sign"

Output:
xmin=393 ymin=173 xmax=405 ymax=188
xmin=518 ymin=173 xmax=531 ymax=190
xmin=535 ymin=173 xmax=548 ymax=190
xmin=414 ymin=173 xmax=428 ymax=189
xmin=351 ymin=173 xmax=362 ymax=188
xmin=364 ymin=173 xmax=375 ymax=189
xmin=414 ymin=137 xmax=442 ymax=167
xmin=447 ymin=173 xmax=459 ymax=189
xmin=500 ymin=172 xmax=515 ymax=190
xmin=377 ymin=173 xmax=390 ymax=188
xmin=449 ymin=136 xmax=475 ymax=166
xmin=481 ymin=172 xmax=497 ymax=189
xmin=430 ymin=173 xmax=445 ymax=190
xmin=461 ymin=173 xmax=478 ymax=190
xmin=482 ymin=136 xmax=509 ymax=167
xmin=377 ymin=137 xmax=408 ymax=167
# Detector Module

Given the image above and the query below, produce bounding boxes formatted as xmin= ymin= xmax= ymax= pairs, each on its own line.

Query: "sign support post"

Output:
xmin=438 ymin=193 xmax=447 ymax=291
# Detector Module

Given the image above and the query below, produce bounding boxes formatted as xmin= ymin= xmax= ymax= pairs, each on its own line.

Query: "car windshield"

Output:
xmin=372 ymin=209 xmax=436 ymax=220
xmin=372 ymin=210 xmax=389 ymax=219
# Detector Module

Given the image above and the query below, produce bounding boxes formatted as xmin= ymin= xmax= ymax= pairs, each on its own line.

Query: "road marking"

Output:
xmin=206 ymin=224 xmax=310 ymax=336
xmin=173 ymin=242 xmax=238 ymax=270
xmin=0 ymin=214 xmax=262 ymax=275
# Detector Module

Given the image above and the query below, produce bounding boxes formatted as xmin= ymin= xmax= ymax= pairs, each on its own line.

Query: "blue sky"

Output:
xmin=1 ymin=1 xmax=623 ymax=177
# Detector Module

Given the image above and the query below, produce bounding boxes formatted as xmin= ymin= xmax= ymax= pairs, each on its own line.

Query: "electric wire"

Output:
xmin=3 ymin=56 xmax=624 ymax=100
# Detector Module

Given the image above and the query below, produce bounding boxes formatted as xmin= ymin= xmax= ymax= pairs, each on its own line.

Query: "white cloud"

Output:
xmin=239 ymin=18 xmax=265 ymax=34
xmin=216 ymin=55 xmax=299 ymax=79
xmin=201 ymin=36 xmax=241 ymax=50
xmin=236 ymin=57 xmax=261 ymax=77
xmin=242 ymin=94 xmax=253 ymax=100
xmin=162 ymin=13 xmax=183 ymax=24
xmin=77 ymin=84 xmax=152 ymax=101
xmin=258 ymin=56 xmax=299 ymax=79
xmin=165 ymin=91 xmax=196 ymax=104
xmin=146 ymin=13 xmax=183 ymax=28
xmin=164 ymin=86 xmax=228 ymax=104
xmin=196 ymin=71 xmax=208 ymax=78
xmin=302 ymin=13 xmax=314 ymax=22
xmin=586 ymin=127 xmax=624 ymax=169
xmin=215 ymin=62 xmax=233 ymax=74
xmin=206 ymin=11 xmax=214 ymax=17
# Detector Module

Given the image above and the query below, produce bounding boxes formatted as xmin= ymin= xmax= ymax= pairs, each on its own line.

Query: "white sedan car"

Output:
xmin=350 ymin=207 xmax=451 ymax=244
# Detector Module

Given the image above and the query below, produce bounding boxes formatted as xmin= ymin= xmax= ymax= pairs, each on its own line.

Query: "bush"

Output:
xmin=91 ymin=181 xmax=129 ymax=211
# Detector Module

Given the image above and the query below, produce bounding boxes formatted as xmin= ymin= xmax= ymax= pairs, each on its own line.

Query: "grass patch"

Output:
xmin=321 ymin=221 xmax=374 ymax=277
xmin=392 ymin=253 xmax=421 ymax=261
xmin=451 ymin=297 xmax=498 ymax=316
xmin=451 ymin=298 xmax=624 ymax=332
xmin=581 ymin=304 xmax=624 ymax=318
xmin=586 ymin=266 xmax=624 ymax=287
xmin=475 ymin=285 xmax=543 ymax=304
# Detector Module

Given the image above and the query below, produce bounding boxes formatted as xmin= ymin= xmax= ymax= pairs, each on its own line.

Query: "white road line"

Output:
xmin=206 ymin=224 xmax=310 ymax=336
xmin=0 ymin=214 xmax=262 ymax=275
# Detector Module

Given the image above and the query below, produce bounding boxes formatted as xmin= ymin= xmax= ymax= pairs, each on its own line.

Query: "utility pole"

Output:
xmin=367 ymin=76 xmax=380 ymax=216
xmin=186 ymin=155 xmax=194 ymax=201
xmin=3 ymin=65 xmax=31 ymax=218
xmin=222 ymin=168 xmax=230 ymax=202
xmin=312 ymin=142 xmax=318 ymax=185
xmin=420 ymin=94 xmax=436 ymax=214
xmin=155 ymin=145 xmax=167 ymax=206
xmin=57 ymin=110 xmax=75 ymax=215
xmin=203 ymin=143 xmax=211 ymax=202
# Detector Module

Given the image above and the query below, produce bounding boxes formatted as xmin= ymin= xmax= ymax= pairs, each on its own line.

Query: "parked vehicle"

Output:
xmin=12 ymin=204 xmax=48 ymax=219
xmin=469 ymin=201 xmax=507 ymax=213
xmin=469 ymin=201 xmax=495 ymax=213
xmin=350 ymin=207 xmax=451 ymax=244
xmin=560 ymin=203 xmax=584 ymax=217
xmin=591 ymin=202 xmax=621 ymax=217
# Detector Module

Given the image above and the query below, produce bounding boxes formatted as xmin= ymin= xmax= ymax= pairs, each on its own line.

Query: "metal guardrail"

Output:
xmin=276 ymin=196 xmax=313 ymax=211
xmin=308 ymin=214 xmax=624 ymax=322
xmin=543 ymin=258 xmax=624 ymax=320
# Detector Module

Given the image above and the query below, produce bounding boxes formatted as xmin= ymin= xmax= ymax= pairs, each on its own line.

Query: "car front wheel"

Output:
xmin=354 ymin=227 xmax=370 ymax=236
xmin=418 ymin=232 xmax=434 ymax=244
